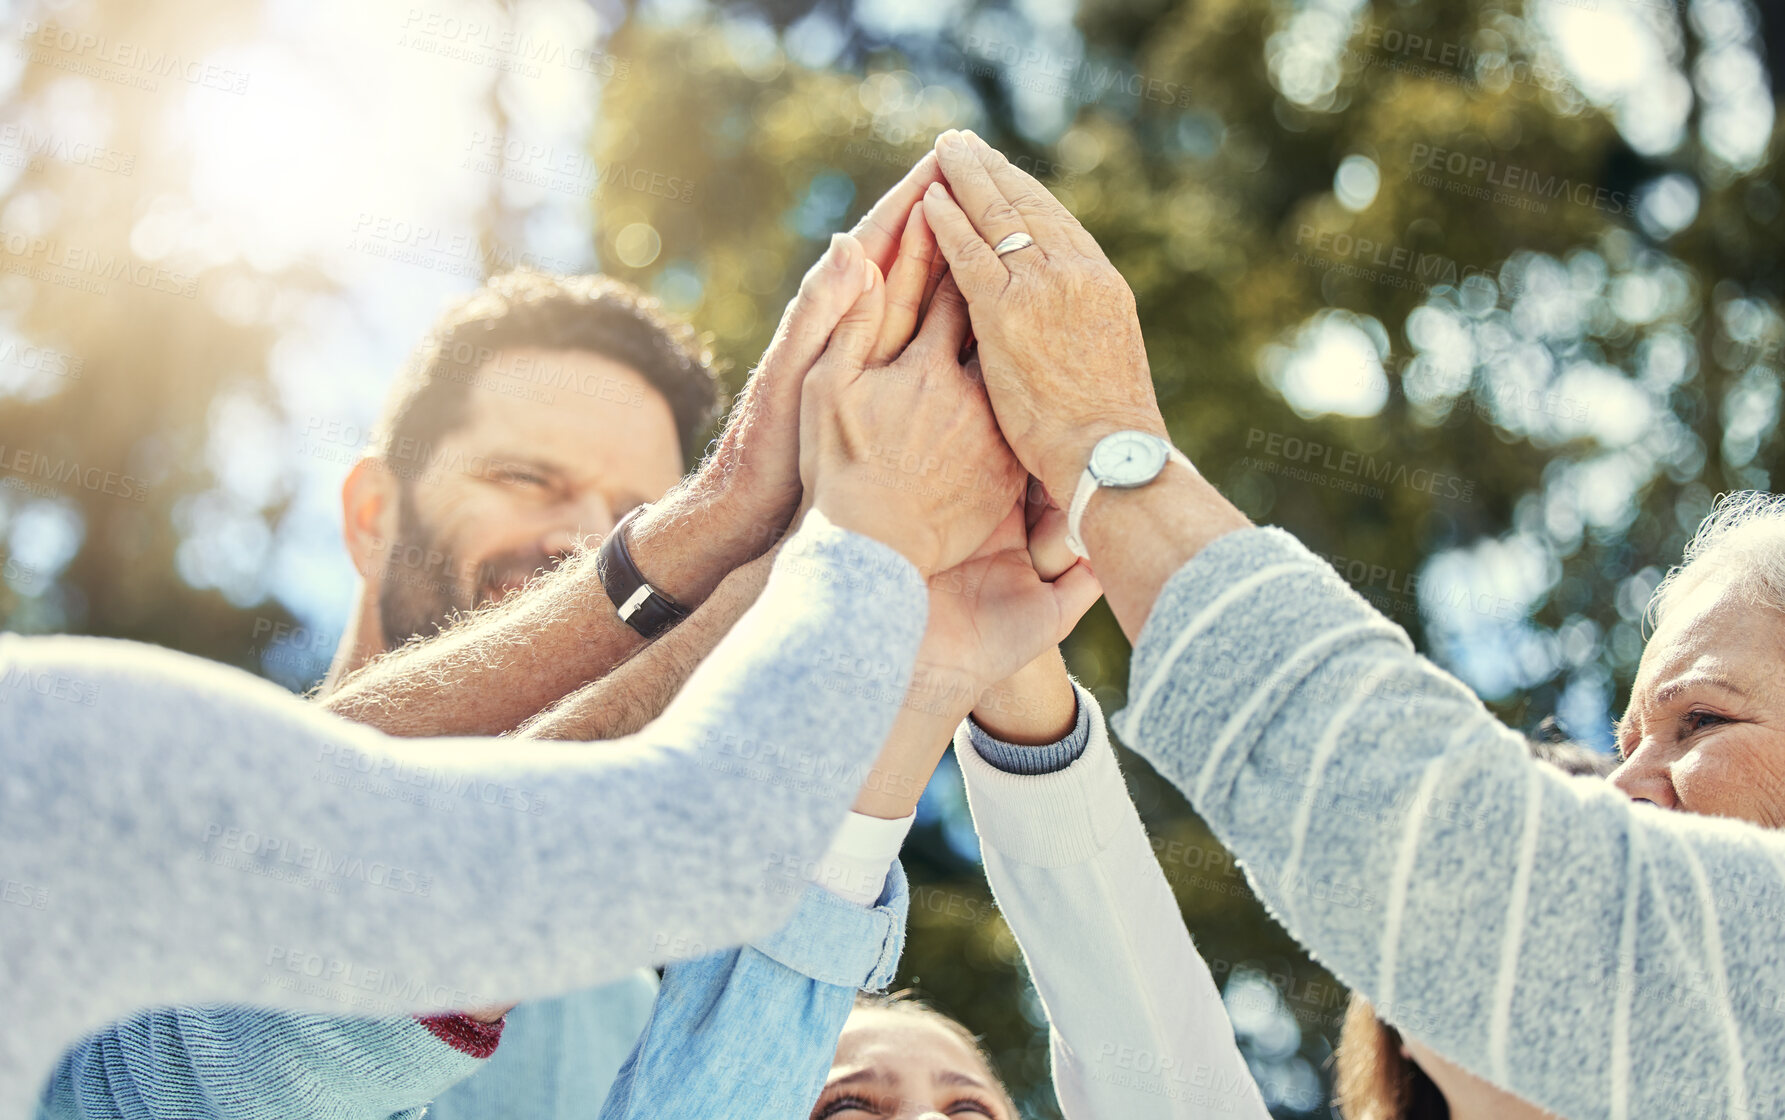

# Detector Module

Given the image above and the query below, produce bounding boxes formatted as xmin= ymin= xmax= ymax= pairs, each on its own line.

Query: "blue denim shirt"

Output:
xmin=36 ymin=873 xmax=907 ymax=1120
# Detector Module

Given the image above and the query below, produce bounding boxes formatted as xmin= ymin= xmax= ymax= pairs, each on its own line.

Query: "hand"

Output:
xmin=798 ymin=253 xmax=1027 ymax=576
xmin=922 ymin=129 xmax=1169 ymax=504
xmin=918 ymin=499 xmax=1100 ymax=703
xmin=686 ymin=155 xmax=947 ymax=544
xmin=850 ymin=495 xmax=1100 ymax=820
xmin=626 ymin=156 xmax=944 ymax=600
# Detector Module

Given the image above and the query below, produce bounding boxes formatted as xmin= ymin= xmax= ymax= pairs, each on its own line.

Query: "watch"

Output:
xmin=1064 ymin=431 xmax=1196 ymax=559
xmin=596 ymin=505 xmax=690 ymax=639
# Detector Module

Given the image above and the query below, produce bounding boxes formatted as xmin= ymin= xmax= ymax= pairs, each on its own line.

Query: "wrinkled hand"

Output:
xmin=798 ymin=261 xmax=1026 ymax=575
xmin=688 ymin=155 xmax=946 ymax=555
xmin=922 ymin=129 xmax=1168 ymax=504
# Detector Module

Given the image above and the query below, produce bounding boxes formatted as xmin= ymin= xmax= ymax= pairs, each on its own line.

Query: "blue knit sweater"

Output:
xmin=0 ymin=515 xmax=926 ymax=1120
xmin=1116 ymin=527 xmax=1785 ymax=1120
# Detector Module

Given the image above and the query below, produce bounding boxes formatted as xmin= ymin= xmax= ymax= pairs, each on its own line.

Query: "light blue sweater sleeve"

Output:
xmin=0 ymin=516 xmax=927 ymax=1120
xmin=1113 ymin=526 xmax=1785 ymax=1120
xmin=34 ymin=1010 xmax=483 ymax=1120
xmin=600 ymin=869 xmax=909 ymax=1119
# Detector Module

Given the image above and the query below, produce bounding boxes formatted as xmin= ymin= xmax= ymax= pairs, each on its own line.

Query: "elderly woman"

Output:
xmin=922 ymin=128 xmax=1785 ymax=1120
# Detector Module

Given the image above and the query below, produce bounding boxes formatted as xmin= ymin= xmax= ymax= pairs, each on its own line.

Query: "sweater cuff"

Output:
xmin=966 ymin=685 xmax=1090 ymax=775
xmin=754 ymin=862 xmax=910 ymax=991
xmin=955 ymin=686 xmax=1132 ymax=868
xmin=808 ymin=810 xmax=915 ymax=907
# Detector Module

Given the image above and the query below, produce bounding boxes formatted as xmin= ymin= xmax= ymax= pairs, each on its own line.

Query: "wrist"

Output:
xmin=971 ymin=649 xmax=1077 ymax=744
xmin=626 ymin=477 xmax=780 ymax=605
xmin=1036 ymin=411 xmax=1170 ymax=505
xmin=813 ymin=484 xmax=940 ymax=576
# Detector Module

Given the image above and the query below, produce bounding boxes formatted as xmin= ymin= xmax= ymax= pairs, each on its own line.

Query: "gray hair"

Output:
xmin=1648 ymin=491 xmax=1785 ymax=630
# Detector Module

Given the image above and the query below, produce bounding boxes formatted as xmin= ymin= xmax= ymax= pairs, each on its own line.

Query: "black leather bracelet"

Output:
xmin=595 ymin=505 xmax=690 ymax=640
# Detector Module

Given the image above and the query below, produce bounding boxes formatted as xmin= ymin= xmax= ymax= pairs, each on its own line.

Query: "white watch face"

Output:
xmin=1089 ymin=431 xmax=1169 ymax=488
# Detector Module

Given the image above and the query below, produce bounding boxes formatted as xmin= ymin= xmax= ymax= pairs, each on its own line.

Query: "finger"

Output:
xmin=761 ymin=232 xmax=869 ymax=378
xmin=1047 ymin=561 xmax=1104 ymax=640
xmin=821 ymin=257 xmax=886 ymax=376
xmin=921 ymin=185 xmax=1006 ymax=304
xmin=848 ymin=151 xmax=943 ymax=274
xmin=907 ymin=273 xmax=972 ymax=362
xmin=962 ymin=130 xmax=1097 ymax=257
xmin=932 ymin=130 xmax=1034 ymax=258
xmin=1027 ymin=502 xmax=1078 ymax=582
xmin=871 ymin=207 xmax=938 ymax=365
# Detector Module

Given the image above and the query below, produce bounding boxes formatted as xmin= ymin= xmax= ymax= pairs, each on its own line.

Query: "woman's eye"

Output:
xmin=946 ymin=1100 xmax=998 ymax=1117
xmin=813 ymin=1096 xmax=878 ymax=1119
xmin=1685 ymin=710 xmax=1728 ymax=733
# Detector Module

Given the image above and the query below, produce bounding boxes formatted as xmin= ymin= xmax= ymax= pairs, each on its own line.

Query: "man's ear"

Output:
xmin=342 ymin=457 xmax=398 ymax=579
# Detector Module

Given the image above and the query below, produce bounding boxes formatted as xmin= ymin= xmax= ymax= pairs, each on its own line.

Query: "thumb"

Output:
xmin=821 ymin=257 xmax=886 ymax=375
xmin=1047 ymin=561 xmax=1104 ymax=641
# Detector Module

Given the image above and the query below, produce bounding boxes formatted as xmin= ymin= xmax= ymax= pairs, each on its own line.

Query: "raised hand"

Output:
xmin=921 ymin=129 xmax=1169 ymax=507
xmin=798 ymin=261 xmax=1027 ymax=577
xmin=850 ymin=494 xmax=1101 ymax=820
xmin=633 ymin=156 xmax=948 ymax=600
xmin=918 ymin=498 xmax=1099 ymax=703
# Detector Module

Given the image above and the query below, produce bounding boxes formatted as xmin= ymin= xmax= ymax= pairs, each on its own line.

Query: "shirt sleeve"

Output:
xmin=0 ymin=512 xmax=928 ymax=1119
xmin=957 ymin=683 xmax=1271 ymax=1120
xmin=1114 ymin=526 xmax=1785 ymax=1120
xmin=34 ymin=1009 xmax=484 ymax=1120
xmin=597 ymin=867 xmax=909 ymax=1120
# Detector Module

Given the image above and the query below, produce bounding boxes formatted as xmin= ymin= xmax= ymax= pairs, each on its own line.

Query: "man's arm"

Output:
xmin=516 ymin=548 xmax=776 ymax=742
xmin=322 ymin=155 xmax=946 ymax=739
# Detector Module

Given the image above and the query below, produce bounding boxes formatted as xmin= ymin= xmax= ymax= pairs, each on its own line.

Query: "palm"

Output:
xmin=920 ymin=505 xmax=1082 ymax=691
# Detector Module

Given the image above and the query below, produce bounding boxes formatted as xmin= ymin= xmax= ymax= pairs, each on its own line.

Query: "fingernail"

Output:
xmin=925 ymin=182 xmax=945 ymax=198
xmin=826 ymin=232 xmax=851 ymax=270
xmin=862 ymin=259 xmax=877 ymax=293
xmin=938 ymin=129 xmax=965 ymax=152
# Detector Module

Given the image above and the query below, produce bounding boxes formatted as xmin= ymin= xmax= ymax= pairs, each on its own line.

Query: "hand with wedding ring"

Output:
xmin=921 ymin=129 xmax=1170 ymax=508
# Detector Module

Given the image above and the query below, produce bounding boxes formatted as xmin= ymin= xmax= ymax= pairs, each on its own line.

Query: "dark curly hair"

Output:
xmin=372 ymin=269 xmax=721 ymax=466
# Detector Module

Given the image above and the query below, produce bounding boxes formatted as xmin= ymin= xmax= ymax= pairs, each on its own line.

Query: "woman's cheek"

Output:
xmin=1676 ymin=734 xmax=1772 ymax=825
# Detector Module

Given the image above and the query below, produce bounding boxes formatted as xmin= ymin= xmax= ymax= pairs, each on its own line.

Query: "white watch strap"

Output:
xmin=1064 ymin=442 xmax=1195 ymax=560
xmin=1065 ymin=468 xmax=1100 ymax=560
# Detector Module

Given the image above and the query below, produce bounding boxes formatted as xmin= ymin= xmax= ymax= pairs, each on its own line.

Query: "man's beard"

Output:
xmin=376 ymin=499 xmax=562 ymax=650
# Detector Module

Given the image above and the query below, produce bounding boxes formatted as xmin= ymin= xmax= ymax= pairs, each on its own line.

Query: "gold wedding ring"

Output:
xmin=993 ymin=232 xmax=1036 ymax=256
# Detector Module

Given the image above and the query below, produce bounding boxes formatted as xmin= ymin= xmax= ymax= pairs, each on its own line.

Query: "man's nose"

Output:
xmin=1609 ymin=744 xmax=1679 ymax=811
